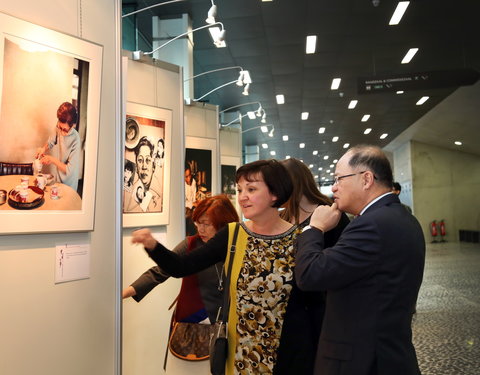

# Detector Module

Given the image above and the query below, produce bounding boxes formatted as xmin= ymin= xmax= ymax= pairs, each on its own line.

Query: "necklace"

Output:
xmin=214 ymin=264 xmax=224 ymax=291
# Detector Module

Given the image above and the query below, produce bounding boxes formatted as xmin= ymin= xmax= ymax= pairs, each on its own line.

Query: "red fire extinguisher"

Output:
xmin=439 ymin=219 xmax=446 ymax=242
xmin=430 ymin=220 xmax=438 ymax=243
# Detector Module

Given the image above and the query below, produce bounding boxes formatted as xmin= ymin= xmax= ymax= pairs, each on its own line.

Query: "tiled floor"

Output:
xmin=413 ymin=241 xmax=480 ymax=375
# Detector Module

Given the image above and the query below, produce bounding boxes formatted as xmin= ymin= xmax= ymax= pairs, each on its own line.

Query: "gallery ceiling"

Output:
xmin=122 ymin=0 xmax=480 ymax=183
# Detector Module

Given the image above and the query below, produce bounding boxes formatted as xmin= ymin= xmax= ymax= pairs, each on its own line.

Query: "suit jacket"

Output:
xmin=295 ymin=194 xmax=425 ymax=375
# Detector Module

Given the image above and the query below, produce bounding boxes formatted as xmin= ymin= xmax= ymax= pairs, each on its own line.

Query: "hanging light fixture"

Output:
xmin=133 ymin=22 xmax=226 ymax=60
xmin=205 ymin=0 xmax=218 ymax=24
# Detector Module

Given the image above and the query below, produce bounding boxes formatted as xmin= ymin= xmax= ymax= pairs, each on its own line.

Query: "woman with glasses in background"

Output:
xmin=35 ymin=102 xmax=81 ymax=191
xmin=123 ymin=194 xmax=239 ymax=326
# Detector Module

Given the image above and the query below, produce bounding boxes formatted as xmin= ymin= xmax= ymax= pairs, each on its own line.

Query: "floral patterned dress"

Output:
xmin=233 ymin=223 xmax=298 ymax=374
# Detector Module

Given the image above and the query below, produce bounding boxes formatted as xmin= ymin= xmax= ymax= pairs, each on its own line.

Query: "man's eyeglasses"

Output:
xmin=194 ymin=222 xmax=213 ymax=230
xmin=333 ymin=171 xmax=370 ymax=185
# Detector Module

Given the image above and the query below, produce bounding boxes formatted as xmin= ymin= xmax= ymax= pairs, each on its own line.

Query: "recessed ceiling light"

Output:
xmin=330 ymin=164 xmax=334 ymax=168
xmin=330 ymin=172 xmax=334 ymax=176
xmin=333 ymin=159 xmax=338 ymax=163
xmin=282 ymin=135 xmax=289 ymax=141
xmin=261 ymin=126 xmax=268 ymax=133
xmin=299 ymin=143 xmax=305 ymax=148
xmin=306 ymin=35 xmax=317 ymax=54
xmin=401 ymin=48 xmax=418 ymax=64
xmin=323 ymin=155 xmax=329 ymax=160
xmin=454 ymin=141 xmax=462 ymax=146
xmin=326 ymin=169 xmax=331 ymax=173
xmin=286 ymin=155 xmax=291 ymax=159
xmin=364 ymin=128 xmax=372 ymax=134
xmin=270 ymin=150 xmax=276 ymax=156
xmin=318 ymin=167 xmax=323 ymax=171
xmin=380 ymin=133 xmax=388 ymax=139
xmin=361 ymin=114 xmax=370 ymax=122
xmin=343 ymin=143 xmax=350 ymax=149
xmin=331 ymin=78 xmax=341 ymax=90
xmin=318 ymin=127 xmax=325 ymax=134
xmin=276 ymin=94 xmax=285 ymax=104
xmin=389 ymin=1 xmax=410 ymax=26
xmin=332 ymin=136 xmax=339 ymax=142
xmin=309 ymin=164 xmax=314 ymax=168
xmin=416 ymin=96 xmax=429 ymax=105
xmin=262 ymin=143 xmax=268 ymax=149
xmin=348 ymin=100 xmax=358 ymax=109
xmin=301 ymin=112 xmax=309 ymax=120
xmin=247 ymin=111 xmax=256 ymax=120
xmin=396 ymin=90 xmax=404 ymax=94
xmin=313 ymin=150 xmax=318 ymax=155
xmin=314 ymin=175 xmax=318 ymax=179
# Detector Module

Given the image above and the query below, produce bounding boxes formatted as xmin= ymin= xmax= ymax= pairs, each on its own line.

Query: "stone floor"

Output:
xmin=413 ymin=241 xmax=480 ymax=375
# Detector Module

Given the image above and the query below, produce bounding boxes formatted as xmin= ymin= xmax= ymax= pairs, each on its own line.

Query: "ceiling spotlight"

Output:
xmin=208 ymin=25 xmax=227 ymax=48
xmin=364 ymin=128 xmax=372 ymax=134
xmin=205 ymin=2 xmax=217 ymax=24
xmin=276 ymin=94 xmax=285 ymax=104
xmin=301 ymin=112 xmax=309 ymax=120
xmin=247 ymin=111 xmax=256 ymax=120
xmin=318 ymin=127 xmax=325 ymax=134
xmin=361 ymin=114 xmax=371 ymax=122
xmin=260 ymin=126 xmax=268 ymax=133
xmin=396 ymin=90 xmax=404 ymax=94
xmin=256 ymin=106 xmax=263 ymax=117
xmin=416 ymin=96 xmax=429 ymax=105
xmin=242 ymin=83 xmax=250 ymax=96
xmin=261 ymin=113 xmax=267 ymax=123
xmin=268 ymin=128 xmax=274 ymax=137
xmin=286 ymin=155 xmax=291 ymax=159
xmin=270 ymin=150 xmax=276 ymax=156
xmin=313 ymin=150 xmax=318 ymax=155
xmin=348 ymin=100 xmax=358 ymax=109
xmin=331 ymin=78 xmax=341 ymax=90
xmin=283 ymin=135 xmax=289 ymax=141
xmin=236 ymin=71 xmax=245 ymax=86
xmin=262 ymin=143 xmax=268 ymax=149
xmin=299 ymin=143 xmax=305 ymax=148
xmin=380 ymin=133 xmax=388 ymax=139
xmin=323 ymin=155 xmax=329 ymax=160
xmin=332 ymin=136 xmax=339 ymax=142
xmin=454 ymin=141 xmax=462 ymax=146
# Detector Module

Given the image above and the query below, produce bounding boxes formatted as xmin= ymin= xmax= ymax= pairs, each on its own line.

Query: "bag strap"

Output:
xmin=219 ymin=222 xmax=240 ymax=323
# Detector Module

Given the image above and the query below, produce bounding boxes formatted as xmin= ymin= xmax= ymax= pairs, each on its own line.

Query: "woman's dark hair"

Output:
xmin=347 ymin=145 xmax=393 ymax=189
xmin=157 ymin=138 xmax=165 ymax=159
xmin=192 ymin=194 xmax=239 ymax=230
xmin=235 ymin=159 xmax=293 ymax=208
xmin=57 ymin=102 xmax=78 ymax=127
xmin=280 ymin=158 xmax=332 ymax=224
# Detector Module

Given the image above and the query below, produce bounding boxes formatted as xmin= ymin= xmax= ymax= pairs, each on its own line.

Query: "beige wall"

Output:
xmin=0 ymin=1 xmax=121 ymax=375
xmin=411 ymin=141 xmax=480 ymax=242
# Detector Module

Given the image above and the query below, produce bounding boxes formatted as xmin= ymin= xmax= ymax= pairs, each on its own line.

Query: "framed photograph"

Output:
xmin=221 ymin=155 xmax=241 ymax=213
xmin=123 ymin=102 xmax=172 ymax=227
xmin=185 ymin=136 xmax=218 ymax=236
xmin=0 ymin=12 xmax=102 ymax=235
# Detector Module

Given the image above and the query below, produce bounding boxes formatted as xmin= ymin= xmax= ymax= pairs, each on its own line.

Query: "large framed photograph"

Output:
xmin=185 ymin=136 xmax=218 ymax=236
xmin=0 ymin=12 xmax=102 ymax=235
xmin=123 ymin=102 xmax=172 ymax=227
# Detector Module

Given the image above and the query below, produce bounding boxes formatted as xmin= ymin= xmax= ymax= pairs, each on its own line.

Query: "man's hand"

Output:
xmin=131 ymin=228 xmax=157 ymax=251
xmin=310 ymin=202 xmax=342 ymax=232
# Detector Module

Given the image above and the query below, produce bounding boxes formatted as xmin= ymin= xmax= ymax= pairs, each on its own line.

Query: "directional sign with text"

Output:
xmin=358 ymin=68 xmax=479 ymax=94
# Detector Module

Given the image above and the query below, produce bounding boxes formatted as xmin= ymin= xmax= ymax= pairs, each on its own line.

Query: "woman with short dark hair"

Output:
xmin=131 ymin=159 xmax=299 ymax=374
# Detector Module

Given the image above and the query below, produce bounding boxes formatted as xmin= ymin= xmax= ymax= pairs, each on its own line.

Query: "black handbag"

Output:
xmin=209 ymin=223 xmax=240 ymax=375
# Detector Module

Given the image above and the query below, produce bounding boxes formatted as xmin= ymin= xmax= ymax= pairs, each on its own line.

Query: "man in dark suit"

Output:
xmin=295 ymin=145 xmax=425 ymax=375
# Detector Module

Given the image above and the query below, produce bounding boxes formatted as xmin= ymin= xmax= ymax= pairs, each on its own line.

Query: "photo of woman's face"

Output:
xmin=136 ymin=145 xmax=154 ymax=186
